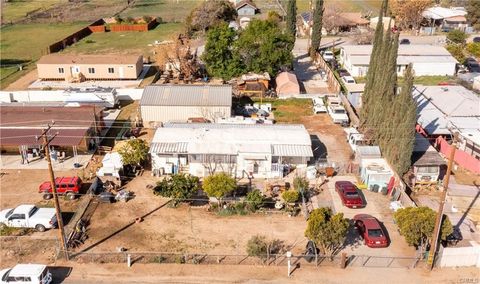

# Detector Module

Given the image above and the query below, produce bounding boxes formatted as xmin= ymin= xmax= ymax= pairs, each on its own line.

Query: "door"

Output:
xmin=70 ymin=66 xmax=80 ymax=76
xmin=8 ymin=213 xmax=26 ymax=227
xmin=119 ymin=67 xmax=125 ymax=79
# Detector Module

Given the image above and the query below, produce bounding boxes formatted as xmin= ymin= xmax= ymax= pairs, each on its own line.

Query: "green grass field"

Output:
xmin=120 ymin=0 xmax=200 ymax=22
xmin=295 ymin=0 xmax=382 ymax=14
xmin=62 ymin=23 xmax=184 ymax=58
xmin=1 ymin=0 xmax=64 ymax=23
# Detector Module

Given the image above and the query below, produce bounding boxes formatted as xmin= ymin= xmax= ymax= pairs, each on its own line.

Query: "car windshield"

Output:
xmin=29 ymin=206 xmax=38 ymax=217
xmin=368 ymin=229 xmax=384 ymax=238
xmin=345 ymin=191 xmax=358 ymax=197
xmin=1 ymin=269 xmax=11 ymax=281
xmin=334 ymin=109 xmax=346 ymax=114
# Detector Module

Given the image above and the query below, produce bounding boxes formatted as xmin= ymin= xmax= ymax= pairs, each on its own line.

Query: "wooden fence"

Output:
xmin=436 ymin=136 xmax=480 ymax=174
xmin=47 ymin=18 xmax=104 ymax=53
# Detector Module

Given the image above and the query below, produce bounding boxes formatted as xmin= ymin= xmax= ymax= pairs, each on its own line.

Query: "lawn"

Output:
xmin=62 ymin=23 xmax=183 ymax=58
xmin=354 ymin=75 xmax=456 ymax=85
xmin=121 ymin=0 xmax=200 ymax=22
xmin=1 ymin=0 xmax=64 ymax=23
xmin=295 ymin=0 xmax=382 ymax=14
xmin=255 ymin=98 xmax=312 ymax=123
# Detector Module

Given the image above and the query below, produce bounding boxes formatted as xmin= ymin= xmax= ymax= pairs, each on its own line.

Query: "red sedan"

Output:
xmin=335 ymin=181 xmax=365 ymax=208
xmin=354 ymin=214 xmax=389 ymax=248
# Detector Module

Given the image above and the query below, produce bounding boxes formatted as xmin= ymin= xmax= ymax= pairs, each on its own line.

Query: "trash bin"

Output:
xmin=325 ymin=167 xmax=335 ymax=177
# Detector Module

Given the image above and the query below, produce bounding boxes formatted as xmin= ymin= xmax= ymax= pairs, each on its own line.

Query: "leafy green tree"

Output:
xmin=305 ymin=208 xmax=349 ymax=257
xmin=267 ymin=11 xmax=282 ymax=24
xmin=394 ymin=207 xmax=453 ymax=251
xmin=446 ymin=44 xmax=466 ymax=63
xmin=282 ymin=189 xmax=299 ymax=203
xmin=202 ymin=23 xmax=244 ymax=80
xmin=246 ymin=235 xmax=283 ymax=260
xmin=203 ymin=172 xmax=236 ymax=203
xmin=466 ymin=0 xmax=480 ymax=31
xmin=153 ymin=174 xmax=200 ymax=204
xmin=185 ymin=0 xmax=237 ymax=35
xmin=309 ymin=0 xmax=324 ymax=58
xmin=245 ymin=189 xmax=264 ymax=211
xmin=236 ymin=19 xmax=294 ymax=76
xmin=118 ymin=139 xmax=148 ymax=167
xmin=286 ymin=0 xmax=297 ymax=36
xmin=447 ymin=30 xmax=468 ymax=45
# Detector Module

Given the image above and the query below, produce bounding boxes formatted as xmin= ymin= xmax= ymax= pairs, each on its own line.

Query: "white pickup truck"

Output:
xmin=327 ymin=97 xmax=349 ymax=125
xmin=0 ymin=205 xmax=57 ymax=232
xmin=344 ymin=127 xmax=367 ymax=153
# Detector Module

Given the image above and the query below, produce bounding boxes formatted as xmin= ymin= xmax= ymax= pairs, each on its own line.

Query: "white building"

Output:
xmin=140 ymin=85 xmax=232 ymax=127
xmin=340 ymin=45 xmax=457 ymax=77
xmin=149 ymin=123 xmax=313 ymax=178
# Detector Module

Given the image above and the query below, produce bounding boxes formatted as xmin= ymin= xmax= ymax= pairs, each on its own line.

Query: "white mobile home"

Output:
xmin=340 ymin=45 xmax=457 ymax=77
xmin=140 ymin=85 xmax=232 ymax=127
xmin=149 ymin=123 xmax=314 ymax=178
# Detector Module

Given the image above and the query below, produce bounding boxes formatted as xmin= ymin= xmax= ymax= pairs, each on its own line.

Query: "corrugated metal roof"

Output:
xmin=149 ymin=142 xmax=188 ymax=154
xmin=165 ymin=123 xmax=306 ymax=130
xmin=0 ymin=128 xmax=88 ymax=146
xmin=272 ymin=144 xmax=313 ymax=157
xmin=422 ymin=7 xmax=467 ymax=20
xmin=356 ymin=146 xmax=381 ymax=158
xmin=140 ymin=85 xmax=232 ymax=106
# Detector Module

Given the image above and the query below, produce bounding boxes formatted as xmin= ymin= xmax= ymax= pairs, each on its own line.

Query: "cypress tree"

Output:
xmin=309 ymin=0 xmax=324 ymax=58
xmin=286 ymin=0 xmax=297 ymax=37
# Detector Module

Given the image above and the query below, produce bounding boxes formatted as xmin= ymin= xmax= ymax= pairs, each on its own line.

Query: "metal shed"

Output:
xmin=140 ymin=85 xmax=232 ymax=127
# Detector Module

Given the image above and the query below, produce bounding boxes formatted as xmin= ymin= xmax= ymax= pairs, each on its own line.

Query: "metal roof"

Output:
xmin=412 ymin=133 xmax=446 ymax=166
xmin=356 ymin=146 xmax=382 ymax=159
xmin=413 ymin=85 xmax=480 ymax=135
xmin=9 ymin=264 xmax=47 ymax=277
xmin=422 ymin=6 xmax=467 ymax=20
xmin=0 ymin=128 xmax=88 ymax=146
xmin=151 ymin=123 xmax=312 ymax=157
xmin=140 ymin=85 xmax=232 ymax=106
xmin=272 ymin=144 xmax=313 ymax=157
xmin=37 ymin=54 xmax=142 ymax=65
xmin=149 ymin=142 xmax=188 ymax=154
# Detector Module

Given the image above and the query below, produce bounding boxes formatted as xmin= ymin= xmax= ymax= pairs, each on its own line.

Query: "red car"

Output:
xmin=335 ymin=181 xmax=364 ymax=208
xmin=39 ymin=176 xmax=82 ymax=200
xmin=354 ymin=214 xmax=388 ymax=248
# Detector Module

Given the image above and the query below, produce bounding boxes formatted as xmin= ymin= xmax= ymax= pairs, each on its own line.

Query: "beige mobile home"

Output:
xmin=36 ymin=54 xmax=143 ymax=80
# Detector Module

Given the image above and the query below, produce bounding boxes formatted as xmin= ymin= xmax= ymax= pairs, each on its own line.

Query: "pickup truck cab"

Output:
xmin=38 ymin=176 xmax=82 ymax=200
xmin=322 ymin=50 xmax=334 ymax=61
xmin=0 ymin=264 xmax=52 ymax=284
xmin=327 ymin=97 xmax=349 ymax=125
xmin=0 ymin=205 xmax=57 ymax=232
xmin=344 ymin=127 xmax=367 ymax=153
xmin=312 ymin=96 xmax=327 ymax=114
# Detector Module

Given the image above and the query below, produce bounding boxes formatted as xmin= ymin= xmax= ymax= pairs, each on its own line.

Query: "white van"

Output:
xmin=0 ymin=264 xmax=52 ymax=284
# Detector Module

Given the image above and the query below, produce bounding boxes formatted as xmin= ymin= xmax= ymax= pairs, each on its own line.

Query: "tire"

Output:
xmin=66 ymin=192 xmax=76 ymax=200
xmin=35 ymin=224 xmax=46 ymax=232
xmin=43 ymin=193 xmax=53 ymax=200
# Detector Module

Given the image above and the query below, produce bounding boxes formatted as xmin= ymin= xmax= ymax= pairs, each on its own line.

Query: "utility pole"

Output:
xmin=37 ymin=123 xmax=69 ymax=261
xmin=427 ymin=132 xmax=458 ymax=269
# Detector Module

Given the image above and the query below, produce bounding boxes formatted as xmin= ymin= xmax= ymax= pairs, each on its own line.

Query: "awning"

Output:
xmin=149 ymin=142 xmax=188 ymax=154
xmin=242 ymin=155 xmax=267 ymax=160
xmin=272 ymin=144 xmax=313 ymax=157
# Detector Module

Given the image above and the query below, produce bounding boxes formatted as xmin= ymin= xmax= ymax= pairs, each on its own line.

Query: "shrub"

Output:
xmin=282 ymin=190 xmax=299 ymax=204
xmin=447 ymin=30 xmax=467 ymax=45
xmin=156 ymin=16 xmax=163 ymax=24
xmin=126 ymin=16 xmax=136 ymax=24
xmin=245 ymin=189 xmax=264 ymax=212
xmin=446 ymin=44 xmax=466 ymax=64
xmin=142 ymin=15 xmax=152 ymax=23
xmin=114 ymin=15 xmax=123 ymax=23
xmin=293 ymin=176 xmax=309 ymax=192
xmin=246 ymin=235 xmax=268 ymax=259
xmin=466 ymin=42 xmax=480 ymax=58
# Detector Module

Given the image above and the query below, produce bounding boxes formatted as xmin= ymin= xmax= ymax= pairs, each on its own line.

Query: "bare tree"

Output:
xmin=322 ymin=5 xmax=344 ymax=35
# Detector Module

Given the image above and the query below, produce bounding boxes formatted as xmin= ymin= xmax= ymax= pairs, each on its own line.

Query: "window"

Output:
xmin=108 ymin=67 xmax=114 ymax=73
xmin=58 ymin=67 xmax=64 ymax=74
xmin=88 ymin=67 xmax=95 ymax=74
xmin=9 ymin=214 xmax=25 ymax=220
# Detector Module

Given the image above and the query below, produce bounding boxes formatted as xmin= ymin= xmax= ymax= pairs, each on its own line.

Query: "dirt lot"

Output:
xmin=79 ymin=172 xmax=309 ymax=256
xmin=302 ymin=113 xmax=353 ymax=166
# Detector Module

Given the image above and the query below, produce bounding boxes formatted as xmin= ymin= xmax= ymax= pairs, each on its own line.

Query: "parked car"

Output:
xmin=344 ymin=127 xmax=367 ymax=153
xmin=473 ymin=37 xmax=480 ymax=43
xmin=442 ymin=227 xmax=463 ymax=247
xmin=38 ymin=176 xmax=82 ymax=200
xmin=399 ymin=39 xmax=410 ymax=45
xmin=338 ymin=69 xmax=350 ymax=77
xmin=335 ymin=181 xmax=365 ymax=208
xmin=312 ymin=97 xmax=327 ymax=114
xmin=0 ymin=205 xmax=57 ymax=232
xmin=341 ymin=76 xmax=356 ymax=84
xmin=354 ymin=214 xmax=389 ymax=248
xmin=466 ymin=61 xmax=480 ymax=73
xmin=327 ymin=97 xmax=349 ymax=125
xmin=322 ymin=50 xmax=335 ymax=61
xmin=465 ymin=57 xmax=478 ymax=64
xmin=0 ymin=264 xmax=52 ymax=284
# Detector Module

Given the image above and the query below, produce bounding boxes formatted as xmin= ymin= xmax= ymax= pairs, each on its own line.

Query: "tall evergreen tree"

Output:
xmin=309 ymin=0 xmax=324 ymax=58
xmin=286 ymin=0 xmax=297 ymax=37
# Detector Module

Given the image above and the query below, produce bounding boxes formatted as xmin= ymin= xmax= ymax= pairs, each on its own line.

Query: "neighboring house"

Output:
xmin=411 ymin=133 xmax=446 ymax=187
xmin=340 ymin=45 xmax=457 ymax=77
xmin=149 ymin=123 xmax=313 ymax=178
xmin=236 ymin=0 xmax=257 ymax=16
xmin=413 ymin=85 xmax=480 ymax=173
xmin=422 ymin=6 xmax=469 ymax=32
xmin=140 ymin=85 xmax=232 ymax=127
xmin=0 ymin=105 xmax=103 ymax=161
xmin=301 ymin=11 xmax=369 ymax=35
xmin=369 ymin=16 xmax=395 ymax=30
xmin=276 ymin=72 xmax=300 ymax=98
xmin=345 ymin=83 xmax=365 ymax=111
xmin=37 ymin=54 xmax=143 ymax=81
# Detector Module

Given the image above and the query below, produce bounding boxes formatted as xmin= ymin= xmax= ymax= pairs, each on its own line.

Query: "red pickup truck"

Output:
xmin=38 ymin=176 xmax=82 ymax=200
